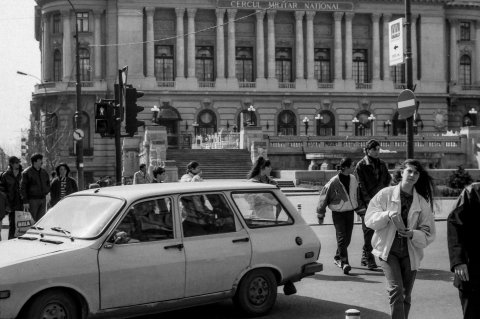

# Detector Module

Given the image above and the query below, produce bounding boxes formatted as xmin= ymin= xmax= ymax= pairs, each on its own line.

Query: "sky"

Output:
xmin=0 ymin=0 xmax=39 ymax=156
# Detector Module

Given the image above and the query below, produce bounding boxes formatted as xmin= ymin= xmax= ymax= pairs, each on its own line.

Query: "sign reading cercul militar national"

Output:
xmin=217 ymin=0 xmax=354 ymax=11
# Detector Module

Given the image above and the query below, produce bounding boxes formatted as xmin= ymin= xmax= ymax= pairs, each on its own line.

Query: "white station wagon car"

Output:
xmin=0 ymin=181 xmax=322 ymax=319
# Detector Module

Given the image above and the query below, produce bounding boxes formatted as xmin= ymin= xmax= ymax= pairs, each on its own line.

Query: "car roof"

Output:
xmin=75 ymin=180 xmax=278 ymax=201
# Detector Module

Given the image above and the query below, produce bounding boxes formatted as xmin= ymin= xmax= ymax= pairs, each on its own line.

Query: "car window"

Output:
xmin=231 ymin=192 xmax=293 ymax=228
xmin=179 ymin=193 xmax=237 ymax=237
xmin=114 ymin=198 xmax=174 ymax=244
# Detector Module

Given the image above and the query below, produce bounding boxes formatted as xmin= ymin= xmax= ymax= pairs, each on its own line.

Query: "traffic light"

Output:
xmin=114 ymin=84 xmax=124 ymax=121
xmin=95 ymin=100 xmax=114 ymax=137
xmin=125 ymin=86 xmax=145 ymax=137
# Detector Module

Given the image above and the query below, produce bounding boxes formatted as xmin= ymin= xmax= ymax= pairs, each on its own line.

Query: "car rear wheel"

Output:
xmin=233 ymin=269 xmax=277 ymax=317
xmin=21 ymin=290 xmax=79 ymax=319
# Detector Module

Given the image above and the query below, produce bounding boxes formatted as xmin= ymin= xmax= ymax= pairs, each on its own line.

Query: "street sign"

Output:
xmin=397 ymin=89 xmax=416 ymax=119
xmin=73 ymin=128 xmax=84 ymax=141
xmin=389 ymin=18 xmax=404 ymax=66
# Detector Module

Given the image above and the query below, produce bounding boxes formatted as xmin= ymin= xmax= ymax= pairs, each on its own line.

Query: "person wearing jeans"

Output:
xmin=317 ymin=158 xmax=362 ymax=275
xmin=20 ymin=153 xmax=50 ymax=222
xmin=365 ymin=159 xmax=436 ymax=319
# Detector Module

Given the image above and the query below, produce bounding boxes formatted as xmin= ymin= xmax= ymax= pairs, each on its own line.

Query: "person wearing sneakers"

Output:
xmin=355 ymin=139 xmax=392 ymax=270
xmin=316 ymin=158 xmax=363 ymax=275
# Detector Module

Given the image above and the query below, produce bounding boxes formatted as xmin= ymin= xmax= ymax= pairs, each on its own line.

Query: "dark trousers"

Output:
xmin=380 ymin=238 xmax=417 ymax=319
xmin=8 ymin=211 xmax=15 ymax=239
xmin=332 ymin=210 xmax=354 ymax=265
xmin=29 ymin=198 xmax=47 ymax=222
xmin=459 ymin=288 xmax=480 ymax=319
xmin=361 ymin=215 xmax=374 ymax=257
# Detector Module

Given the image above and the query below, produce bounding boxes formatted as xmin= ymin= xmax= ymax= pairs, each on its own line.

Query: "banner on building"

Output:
xmin=389 ymin=18 xmax=404 ymax=66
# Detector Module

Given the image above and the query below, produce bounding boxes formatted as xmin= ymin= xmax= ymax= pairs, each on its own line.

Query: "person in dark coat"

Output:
xmin=49 ymin=163 xmax=78 ymax=207
xmin=0 ymin=156 xmax=23 ymax=239
xmin=354 ymin=139 xmax=392 ymax=270
xmin=20 ymin=153 xmax=50 ymax=221
xmin=447 ymin=182 xmax=480 ymax=319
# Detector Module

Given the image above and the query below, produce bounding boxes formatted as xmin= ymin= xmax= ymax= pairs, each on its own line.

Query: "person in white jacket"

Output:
xmin=365 ymin=159 xmax=436 ymax=319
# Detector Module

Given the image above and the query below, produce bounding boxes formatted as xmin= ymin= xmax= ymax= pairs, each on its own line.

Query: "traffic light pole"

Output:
xmin=115 ymin=69 xmax=124 ymax=185
xmin=405 ymin=0 xmax=414 ymax=159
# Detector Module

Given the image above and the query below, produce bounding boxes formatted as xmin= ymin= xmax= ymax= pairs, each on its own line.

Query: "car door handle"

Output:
xmin=232 ymin=237 xmax=250 ymax=243
xmin=164 ymin=243 xmax=184 ymax=250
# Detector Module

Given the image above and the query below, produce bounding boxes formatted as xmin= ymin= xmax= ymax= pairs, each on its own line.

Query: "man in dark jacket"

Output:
xmin=20 ymin=153 xmax=50 ymax=221
xmin=447 ymin=183 xmax=480 ymax=319
xmin=49 ymin=163 xmax=78 ymax=207
xmin=354 ymin=139 xmax=392 ymax=270
xmin=0 ymin=156 xmax=23 ymax=239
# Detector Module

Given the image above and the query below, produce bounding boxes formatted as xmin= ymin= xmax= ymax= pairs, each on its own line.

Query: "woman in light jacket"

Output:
xmin=365 ymin=159 xmax=436 ymax=319
xmin=317 ymin=157 xmax=363 ymax=275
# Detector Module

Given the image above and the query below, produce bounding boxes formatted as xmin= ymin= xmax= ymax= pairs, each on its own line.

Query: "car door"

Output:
xmin=180 ymin=192 xmax=252 ymax=297
xmin=98 ymin=197 xmax=186 ymax=309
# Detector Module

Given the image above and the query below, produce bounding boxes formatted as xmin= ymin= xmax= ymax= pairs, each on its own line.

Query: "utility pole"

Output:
xmin=67 ymin=0 xmax=84 ymax=189
xmin=116 ymin=70 xmax=124 ymax=185
xmin=405 ymin=0 xmax=414 ymax=159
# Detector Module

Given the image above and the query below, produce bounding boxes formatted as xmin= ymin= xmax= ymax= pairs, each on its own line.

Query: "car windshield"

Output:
xmin=34 ymin=195 xmax=125 ymax=239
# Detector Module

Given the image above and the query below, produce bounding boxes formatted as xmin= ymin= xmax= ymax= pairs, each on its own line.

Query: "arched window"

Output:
xmin=197 ymin=109 xmax=217 ymax=136
xmin=393 ymin=111 xmax=406 ymax=136
xmin=275 ymin=48 xmax=292 ymax=82
xmin=277 ymin=110 xmax=296 ymax=136
xmin=354 ymin=111 xmax=373 ymax=136
xmin=459 ymin=55 xmax=472 ymax=85
xmin=79 ymin=48 xmax=91 ymax=81
xmin=236 ymin=47 xmax=254 ymax=82
xmin=53 ymin=50 xmax=62 ymax=82
xmin=154 ymin=45 xmax=174 ymax=81
xmin=316 ymin=110 xmax=335 ymax=136
xmin=237 ymin=110 xmax=257 ymax=128
xmin=353 ymin=49 xmax=368 ymax=83
xmin=314 ymin=49 xmax=331 ymax=83
xmin=72 ymin=111 xmax=91 ymax=155
xmin=195 ymin=46 xmax=214 ymax=81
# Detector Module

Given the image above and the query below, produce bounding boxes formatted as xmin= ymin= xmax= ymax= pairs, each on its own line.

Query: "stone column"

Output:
xmin=93 ymin=10 xmax=103 ymax=80
xmin=42 ymin=13 xmax=51 ymax=82
xmin=62 ymin=10 xmax=72 ymax=81
xmin=215 ymin=9 xmax=225 ymax=80
xmin=306 ymin=12 xmax=315 ymax=81
xmin=145 ymin=7 xmax=155 ymax=78
xmin=255 ymin=10 xmax=265 ymax=82
xmin=450 ymin=19 xmax=458 ymax=84
xmin=411 ymin=15 xmax=419 ymax=81
xmin=345 ymin=12 xmax=354 ymax=81
xmin=333 ymin=12 xmax=343 ymax=81
xmin=383 ymin=14 xmax=392 ymax=81
xmin=295 ymin=11 xmax=305 ymax=81
xmin=227 ymin=9 xmax=238 ymax=84
xmin=267 ymin=10 xmax=276 ymax=79
xmin=372 ymin=13 xmax=381 ymax=81
xmin=476 ymin=20 xmax=480 ymax=84
xmin=175 ymin=8 xmax=185 ymax=80
xmin=187 ymin=9 xmax=197 ymax=80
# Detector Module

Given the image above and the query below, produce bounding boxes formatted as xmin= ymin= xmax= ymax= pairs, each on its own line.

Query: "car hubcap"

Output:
xmin=248 ymin=277 xmax=270 ymax=305
xmin=41 ymin=302 xmax=67 ymax=319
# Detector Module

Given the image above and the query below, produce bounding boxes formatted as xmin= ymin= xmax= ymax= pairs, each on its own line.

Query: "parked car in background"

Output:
xmin=0 ymin=181 xmax=322 ymax=319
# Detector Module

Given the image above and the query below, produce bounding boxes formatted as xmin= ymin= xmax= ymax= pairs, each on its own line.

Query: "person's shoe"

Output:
xmin=333 ymin=259 xmax=342 ymax=268
xmin=342 ymin=264 xmax=351 ymax=275
xmin=361 ymin=252 xmax=368 ymax=266
xmin=367 ymin=258 xmax=378 ymax=270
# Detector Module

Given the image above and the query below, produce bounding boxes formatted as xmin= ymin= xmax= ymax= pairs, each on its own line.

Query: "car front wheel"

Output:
xmin=233 ymin=269 xmax=277 ymax=317
xmin=21 ymin=290 xmax=79 ymax=319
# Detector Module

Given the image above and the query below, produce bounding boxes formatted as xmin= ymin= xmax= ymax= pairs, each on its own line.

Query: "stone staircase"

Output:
xmin=166 ymin=149 xmax=252 ymax=180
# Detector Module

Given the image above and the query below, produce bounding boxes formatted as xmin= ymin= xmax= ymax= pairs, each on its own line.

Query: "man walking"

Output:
xmin=0 ymin=156 xmax=23 ymax=239
xmin=20 ymin=153 xmax=50 ymax=221
xmin=133 ymin=164 xmax=151 ymax=184
xmin=447 ymin=182 xmax=480 ymax=318
xmin=354 ymin=139 xmax=391 ymax=270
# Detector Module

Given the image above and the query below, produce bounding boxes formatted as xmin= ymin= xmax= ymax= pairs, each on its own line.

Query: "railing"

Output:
xmin=356 ymin=82 xmax=372 ymax=89
xmin=67 ymin=81 xmax=94 ymax=87
xmin=267 ymin=135 xmax=464 ymax=154
xmin=461 ymin=85 xmax=480 ymax=91
xmin=192 ymin=132 xmax=240 ymax=149
xmin=317 ymin=82 xmax=334 ymax=89
xmin=279 ymin=82 xmax=296 ymax=89
xmin=394 ymin=83 xmax=406 ymax=90
xmin=198 ymin=81 xmax=215 ymax=88
xmin=157 ymin=81 xmax=175 ymax=88
xmin=239 ymin=81 xmax=256 ymax=88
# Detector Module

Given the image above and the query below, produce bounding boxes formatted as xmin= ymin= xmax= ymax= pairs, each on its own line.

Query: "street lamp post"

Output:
xmin=303 ymin=117 xmax=309 ymax=136
xmin=66 ymin=0 xmax=84 ymax=190
xmin=192 ymin=121 xmax=199 ymax=136
xmin=247 ymin=105 xmax=256 ymax=126
xmin=405 ymin=0 xmax=414 ymax=159
xmin=351 ymin=117 xmax=359 ymax=134
xmin=469 ymin=107 xmax=478 ymax=126
xmin=384 ymin=120 xmax=392 ymax=135
xmin=315 ymin=113 xmax=323 ymax=136
xmin=368 ymin=113 xmax=376 ymax=135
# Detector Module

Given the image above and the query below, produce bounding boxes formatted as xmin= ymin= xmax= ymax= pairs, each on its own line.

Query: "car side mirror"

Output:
xmin=105 ymin=231 xmax=129 ymax=248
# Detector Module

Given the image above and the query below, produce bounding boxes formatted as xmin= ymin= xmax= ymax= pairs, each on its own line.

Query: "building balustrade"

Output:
xmin=278 ymin=82 xmax=296 ymax=89
xmin=239 ymin=82 xmax=256 ymax=88
xmin=355 ymin=82 xmax=372 ymax=89
xmin=461 ymin=85 xmax=480 ymax=91
xmin=67 ymin=81 xmax=94 ymax=87
xmin=394 ymin=83 xmax=406 ymax=89
xmin=198 ymin=81 xmax=216 ymax=88
xmin=317 ymin=82 xmax=334 ymax=89
xmin=157 ymin=81 xmax=175 ymax=88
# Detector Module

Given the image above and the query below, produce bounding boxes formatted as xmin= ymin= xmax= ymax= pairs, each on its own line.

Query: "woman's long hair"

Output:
xmin=247 ymin=157 xmax=271 ymax=179
xmin=394 ymin=159 xmax=435 ymax=210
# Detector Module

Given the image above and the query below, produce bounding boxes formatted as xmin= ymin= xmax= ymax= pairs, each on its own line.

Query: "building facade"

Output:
xmin=31 ymin=0 xmax=480 ymax=183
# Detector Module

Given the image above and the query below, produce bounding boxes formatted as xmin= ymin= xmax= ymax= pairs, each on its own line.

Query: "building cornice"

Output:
xmin=446 ymin=1 xmax=480 ymax=9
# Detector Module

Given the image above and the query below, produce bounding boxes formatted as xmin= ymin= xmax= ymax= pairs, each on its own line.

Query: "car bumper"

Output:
xmin=287 ymin=262 xmax=323 ymax=283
